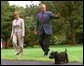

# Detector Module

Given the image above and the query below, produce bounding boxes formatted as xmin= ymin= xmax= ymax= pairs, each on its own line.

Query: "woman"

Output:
xmin=11 ymin=10 xmax=25 ymax=55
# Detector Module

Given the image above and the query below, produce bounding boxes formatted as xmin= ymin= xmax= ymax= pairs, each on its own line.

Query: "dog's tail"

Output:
xmin=65 ymin=48 xmax=67 ymax=52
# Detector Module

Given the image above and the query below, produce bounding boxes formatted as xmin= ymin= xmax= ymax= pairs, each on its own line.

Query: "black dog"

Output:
xmin=49 ymin=49 xmax=69 ymax=64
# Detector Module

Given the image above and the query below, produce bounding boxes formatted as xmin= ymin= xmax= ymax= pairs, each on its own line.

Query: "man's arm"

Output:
xmin=36 ymin=16 xmax=39 ymax=31
xmin=50 ymin=12 xmax=60 ymax=19
xmin=34 ymin=15 xmax=39 ymax=34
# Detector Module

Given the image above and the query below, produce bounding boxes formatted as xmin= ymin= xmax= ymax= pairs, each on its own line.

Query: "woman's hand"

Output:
xmin=21 ymin=36 xmax=24 ymax=38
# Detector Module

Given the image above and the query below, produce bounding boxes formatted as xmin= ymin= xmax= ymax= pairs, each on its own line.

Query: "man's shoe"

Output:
xmin=19 ymin=47 xmax=23 ymax=53
xmin=15 ymin=52 xmax=19 ymax=55
xmin=44 ymin=49 xmax=50 ymax=56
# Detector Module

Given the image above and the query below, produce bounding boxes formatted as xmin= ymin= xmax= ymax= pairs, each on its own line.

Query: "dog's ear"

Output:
xmin=52 ymin=51 xmax=54 ymax=52
xmin=55 ymin=51 xmax=57 ymax=54
xmin=50 ymin=51 xmax=53 ymax=54
xmin=51 ymin=51 xmax=54 ymax=53
xmin=53 ymin=51 xmax=57 ymax=57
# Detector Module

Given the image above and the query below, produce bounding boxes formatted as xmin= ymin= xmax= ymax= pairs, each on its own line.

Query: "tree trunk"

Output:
xmin=71 ymin=32 xmax=76 ymax=44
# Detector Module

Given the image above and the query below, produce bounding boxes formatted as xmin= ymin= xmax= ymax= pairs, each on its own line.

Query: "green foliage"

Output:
xmin=53 ymin=35 xmax=66 ymax=45
xmin=1 ymin=1 xmax=11 ymax=42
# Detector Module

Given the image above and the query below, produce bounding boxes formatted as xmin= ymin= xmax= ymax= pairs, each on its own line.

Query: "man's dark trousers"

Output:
xmin=39 ymin=29 xmax=50 ymax=55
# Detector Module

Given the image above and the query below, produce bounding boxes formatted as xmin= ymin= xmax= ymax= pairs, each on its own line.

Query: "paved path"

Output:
xmin=1 ymin=59 xmax=83 ymax=65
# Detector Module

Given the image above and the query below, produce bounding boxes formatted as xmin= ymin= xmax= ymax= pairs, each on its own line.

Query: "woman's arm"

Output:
xmin=22 ymin=19 xmax=25 ymax=37
xmin=11 ymin=21 xmax=13 ymax=38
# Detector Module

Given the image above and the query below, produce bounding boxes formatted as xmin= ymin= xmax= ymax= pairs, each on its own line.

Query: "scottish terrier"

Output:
xmin=49 ymin=49 xmax=69 ymax=64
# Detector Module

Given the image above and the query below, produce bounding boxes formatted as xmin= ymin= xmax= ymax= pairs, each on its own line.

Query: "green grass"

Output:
xmin=1 ymin=45 xmax=83 ymax=62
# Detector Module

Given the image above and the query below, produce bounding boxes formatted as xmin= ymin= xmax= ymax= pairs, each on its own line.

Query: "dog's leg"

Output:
xmin=54 ymin=58 xmax=58 ymax=64
xmin=66 ymin=58 xmax=69 ymax=63
xmin=66 ymin=54 xmax=69 ymax=63
xmin=54 ymin=58 xmax=56 ymax=64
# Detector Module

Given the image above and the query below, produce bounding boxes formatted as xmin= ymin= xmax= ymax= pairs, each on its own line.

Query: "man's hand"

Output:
xmin=56 ymin=12 xmax=60 ymax=17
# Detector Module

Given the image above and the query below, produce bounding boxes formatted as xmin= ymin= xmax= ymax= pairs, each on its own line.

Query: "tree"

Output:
xmin=1 ymin=1 xmax=10 ymax=42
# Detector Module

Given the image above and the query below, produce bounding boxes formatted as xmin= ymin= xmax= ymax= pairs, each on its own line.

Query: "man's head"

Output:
xmin=14 ymin=10 xmax=20 ymax=19
xmin=40 ymin=4 xmax=46 ymax=12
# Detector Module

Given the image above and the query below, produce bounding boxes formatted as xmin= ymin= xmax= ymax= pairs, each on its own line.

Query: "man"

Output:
xmin=35 ymin=4 xmax=60 ymax=56
xmin=11 ymin=10 xmax=25 ymax=55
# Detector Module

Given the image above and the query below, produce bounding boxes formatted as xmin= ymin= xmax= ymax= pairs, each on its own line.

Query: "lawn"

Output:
xmin=1 ymin=45 xmax=83 ymax=62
